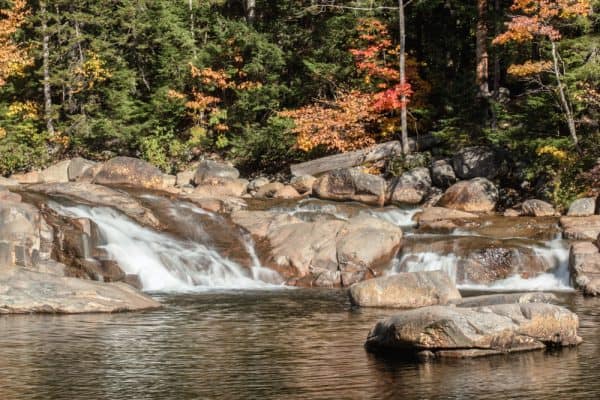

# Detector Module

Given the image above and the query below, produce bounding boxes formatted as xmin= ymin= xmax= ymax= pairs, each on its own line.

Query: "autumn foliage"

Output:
xmin=284 ymin=18 xmax=421 ymax=153
xmin=0 ymin=0 xmax=31 ymax=86
xmin=493 ymin=0 xmax=591 ymax=76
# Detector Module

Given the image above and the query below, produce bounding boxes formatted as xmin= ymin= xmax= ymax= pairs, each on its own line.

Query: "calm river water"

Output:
xmin=1 ymin=289 xmax=599 ymax=400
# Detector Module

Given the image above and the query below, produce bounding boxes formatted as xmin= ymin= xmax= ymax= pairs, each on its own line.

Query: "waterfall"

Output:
xmin=50 ymin=202 xmax=283 ymax=292
xmin=392 ymin=238 xmax=573 ymax=292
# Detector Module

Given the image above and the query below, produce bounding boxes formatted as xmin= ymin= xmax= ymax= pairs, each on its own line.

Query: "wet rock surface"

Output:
xmin=365 ymin=303 xmax=581 ymax=358
xmin=349 ymin=271 xmax=461 ymax=308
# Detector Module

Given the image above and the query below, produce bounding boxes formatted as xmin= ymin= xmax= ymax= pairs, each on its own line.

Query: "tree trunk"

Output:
xmin=398 ymin=0 xmax=409 ymax=155
xmin=551 ymin=41 xmax=579 ymax=150
xmin=41 ymin=1 xmax=55 ymax=137
xmin=476 ymin=0 xmax=490 ymax=97
xmin=246 ymin=0 xmax=256 ymax=25
xmin=189 ymin=0 xmax=196 ymax=57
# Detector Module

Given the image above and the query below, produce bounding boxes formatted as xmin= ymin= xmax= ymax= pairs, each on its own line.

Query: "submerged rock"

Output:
xmin=437 ymin=178 xmax=498 ymax=212
xmin=92 ymin=156 xmax=168 ymax=190
xmin=560 ymin=216 xmax=600 ymax=240
xmin=349 ymin=271 xmax=461 ymax=308
xmin=313 ymin=168 xmax=387 ymax=206
xmin=365 ymin=303 xmax=581 ymax=358
xmin=232 ymin=211 xmax=402 ymax=287
xmin=569 ymin=241 xmax=600 ymax=296
xmin=0 ymin=267 xmax=160 ymax=314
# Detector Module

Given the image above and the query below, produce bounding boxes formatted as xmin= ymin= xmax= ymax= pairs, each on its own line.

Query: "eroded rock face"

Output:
xmin=40 ymin=160 xmax=71 ymax=183
xmin=388 ymin=167 xmax=432 ymax=205
xmin=0 ymin=267 xmax=160 ymax=314
xmin=452 ymin=146 xmax=497 ymax=180
xmin=568 ymin=197 xmax=596 ymax=217
xmin=0 ymin=177 xmax=20 ymax=189
xmin=313 ymin=168 xmax=386 ymax=206
xmin=560 ymin=216 xmax=600 ymax=241
xmin=349 ymin=271 xmax=461 ymax=308
xmin=231 ymin=211 xmax=402 ymax=287
xmin=430 ymin=159 xmax=457 ymax=189
xmin=194 ymin=160 xmax=240 ymax=186
xmin=365 ymin=303 xmax=581 ymax=358
xmin=521 ymin=199 xmax=557 ymax=217
xmin=569 ymin=241 xmax=600 ymax=296
xmin=27 ymin=182 xmax=160 ymax=228
xmin=92 ymin=157 xmax=167 ymax=190
xmin=437 ymin=178 xmax=498 ymax=212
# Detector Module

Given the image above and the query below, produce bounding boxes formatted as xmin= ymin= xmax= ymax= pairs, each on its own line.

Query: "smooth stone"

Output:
xmin=452 ymin=146 xmax=497 ymax=180
xmin=521 ymin=199 xmax=557 ymax=217
xmin=452 ymin=292 xmax=558 ymax=308
xmin=92 ymin=157 xmax=167 ymax=190
xmin=437 ymin=178 xmax=498 ymax=212
xmin=349 ymin=271 xmax=461 ymax=308
xmin=313 ymin=168 xmax=387 ymax=207
xmin=193 ymin=160 xmax=240 ymax=186
xmin=560 ymin=216 xmax=600 ymax=241
xmin=569 ymin=241 xmax=600 ymax=296
xmin=567 ymin=197 xmax=596 ymax=217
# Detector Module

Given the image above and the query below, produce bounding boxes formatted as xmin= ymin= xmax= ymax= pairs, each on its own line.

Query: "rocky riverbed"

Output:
xmin=2 ymin=155 xmax=600 ymax=360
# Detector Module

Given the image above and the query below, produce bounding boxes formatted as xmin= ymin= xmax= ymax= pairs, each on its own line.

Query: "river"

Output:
xmin=0 ymin=289 xmax=599 ymax=399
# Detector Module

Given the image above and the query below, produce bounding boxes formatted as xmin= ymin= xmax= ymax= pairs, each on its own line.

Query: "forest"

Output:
xmin=0 ymin=0 xmax=598 ymax=207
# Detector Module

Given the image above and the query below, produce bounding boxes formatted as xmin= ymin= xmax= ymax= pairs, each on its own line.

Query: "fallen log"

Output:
xmin=290 ymin=135 xmax=437 ymax=177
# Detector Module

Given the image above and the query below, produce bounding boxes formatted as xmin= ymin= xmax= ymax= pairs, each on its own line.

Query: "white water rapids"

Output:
xmin=50 ymin=202 xmax=282 ymax=292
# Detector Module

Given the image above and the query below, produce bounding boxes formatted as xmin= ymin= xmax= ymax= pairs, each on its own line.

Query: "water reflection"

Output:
xmin=0 ymin=291 xmax=599 ymax=399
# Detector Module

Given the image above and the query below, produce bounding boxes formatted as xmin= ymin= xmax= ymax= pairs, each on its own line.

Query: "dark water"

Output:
xmin=1 ymin=289 xmax=599 ymax=400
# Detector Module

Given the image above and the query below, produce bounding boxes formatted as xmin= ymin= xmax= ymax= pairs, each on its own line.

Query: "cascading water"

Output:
xmin=50 ymin=202 xmax=283 ymax=292
xmin=392 ymin=238 xmax=573 ymax=291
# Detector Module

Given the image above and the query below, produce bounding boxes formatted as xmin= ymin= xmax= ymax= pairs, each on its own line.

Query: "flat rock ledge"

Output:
xmin=0 ymin=267 xmax=160 ymax=314
xmin=349 ymin=271 xmax=461 ymax=308
xmin=569 ymin=241 xmax=600 ymax=296
xmin=365 ymin=303 xmax=581 ymax=359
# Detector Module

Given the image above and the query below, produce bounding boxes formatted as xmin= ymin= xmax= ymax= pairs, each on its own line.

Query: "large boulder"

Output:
xmin=437 ymin=178 xmax=498 ymax=212
xmin=521 ymin=199 xmax=557 ymax=217
xmin=567 ymin=197 xmax=596 ymax=217
xmin=430 ymin=159 xmax=457 ymax=188
xmin=232 ymin=211 xmax=402 ymax=287
xmin=560 ymin=216 xmax=600 ymax=240
xmin=365 ymin=303 xmax=581 ymax=358
xmin=349 ymin=271 xmax=461 ymax=308
xmin=193 ymin=160 xmax=240 ymax=186
xmin=452 ymin=146 xmax=497 ymax=180
xmin=313 ymin=168 xmax=387 ymax=206
xmin=68 ymin=157 xmax=97 ymax=182
xmin=388 ymin=167 xmax=432 ymax=205
xmin=27 ymin=182 xmax=160 ymax=228
xmin=0 ymin=267 xmax=160 ymax=314
xmin=92 ymin=157 xmax=168 ymax=190
xmin=569 ymin=241 xmax=600 ymax=296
